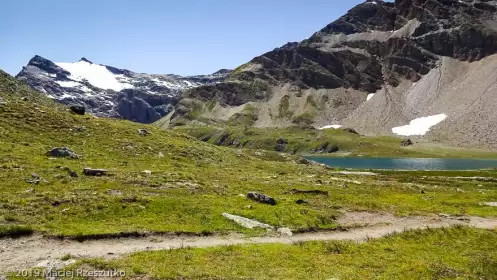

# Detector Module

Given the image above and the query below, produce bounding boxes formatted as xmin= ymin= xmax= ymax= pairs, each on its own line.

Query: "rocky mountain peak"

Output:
xmin=16 ymin=56 xmax=232 ymax=123
xmin=171 ymin=0 xmax=497 ymax=150
xmin=79 ymin=57 xmax=93 ymax=64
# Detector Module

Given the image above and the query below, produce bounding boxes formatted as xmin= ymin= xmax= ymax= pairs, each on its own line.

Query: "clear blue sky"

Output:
xmin=1 ymin=0 xmax=365 ymax=76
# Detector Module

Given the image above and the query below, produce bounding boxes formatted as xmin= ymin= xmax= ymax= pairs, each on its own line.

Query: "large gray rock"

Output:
xmin=222 ymin=213 xmax=274 ymax=229
xmin=83 ymin=168 xmax=107 ymax=176
xmin=46 ymin=147 xmax=80 ymax=159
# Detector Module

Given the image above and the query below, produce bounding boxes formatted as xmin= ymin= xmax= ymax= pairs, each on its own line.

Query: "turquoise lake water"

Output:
xmin=305 ymin=157 xmax=497 ymax=170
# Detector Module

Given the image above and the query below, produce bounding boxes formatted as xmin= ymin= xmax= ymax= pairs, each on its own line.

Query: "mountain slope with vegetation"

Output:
xmin=3 ymin=71 xmax=497 ymax=278
xmin=167 ymin=0 xmax=497 ymax=150
xmin=1 ymin=70 xmax=497 ymax=239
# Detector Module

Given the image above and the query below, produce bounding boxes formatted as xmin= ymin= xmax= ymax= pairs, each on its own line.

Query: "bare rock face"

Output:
xmin=178 ymin=0 xmax=497 ymax=101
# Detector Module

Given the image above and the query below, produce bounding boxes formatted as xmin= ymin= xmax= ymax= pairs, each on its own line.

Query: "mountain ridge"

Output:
xmin=167 ymin=0 xmax=497 ymax=150
xmin=16 ymin=55 xmax=231 ymax=123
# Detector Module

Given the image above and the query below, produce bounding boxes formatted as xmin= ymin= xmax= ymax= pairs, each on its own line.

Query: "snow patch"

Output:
xmin=366 ymin=94 xmax=374 ymax=101
xmin=392 ymin=114 xmax=447 ymax=136
xmin=319 ymin=125 xmax=343 ymax=130
xmin=55 ymin=61 xmax=133 ymax=91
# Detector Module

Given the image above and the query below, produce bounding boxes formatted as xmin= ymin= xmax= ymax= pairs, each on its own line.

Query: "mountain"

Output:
xmin=169 ymin=0 xmax=497 ymax=150
xmin=16 ymin=55 xmax=231 ymax=123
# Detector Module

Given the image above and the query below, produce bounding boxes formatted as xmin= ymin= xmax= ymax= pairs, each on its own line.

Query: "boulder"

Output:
xmin=83 ymin=168 xmax=107 ymax=176
xmin=401 ymin=138 xmax=413 ymax=146
xmin=275 ymin=138 xmax=289 ymax=152
xmin=69 ymin=105 xmax=85 ymax=115
xmin=314 ymin=142 xmax=339 ymax=154
xmin=246 ymin=192 xmax=277 ymax=205
xmin=46 ymin=147 xmax=80 ymax=159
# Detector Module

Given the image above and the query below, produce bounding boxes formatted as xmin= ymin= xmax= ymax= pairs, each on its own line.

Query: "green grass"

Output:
xmin=2 ymin=70 xmax=497 ymax=239
xmin=15 ymin=227 xmax=497 ymax=279
xmin=174 ymin=125 xmax=497 ymax=158
xmin=0 ymin=225 xmax=34 ymax=238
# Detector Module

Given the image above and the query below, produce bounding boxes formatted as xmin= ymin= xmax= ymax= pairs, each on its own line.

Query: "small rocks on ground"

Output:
xmin=83 ymin=168 xmax=107 ymax=176
xmin=289 ymin=189 xmax=328 ymax=196
xmin=138 ymin=129 xmax=150 ymax=136
xmin=46 ymin=147 xmax=80 ymax=159
xmin=247 ymin=192 xmax=277 ymax=205
xmin=25 ymin=173 xmax=48 ymax=185
xmin=106 ymin=189 xmax=123 ymax=196
xmin=57 ymin=166 xmax=78 ymax=177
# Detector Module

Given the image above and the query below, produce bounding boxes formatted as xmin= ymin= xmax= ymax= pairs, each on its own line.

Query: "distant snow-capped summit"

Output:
xmin=16 ymin=55 xmax=231 ymax=123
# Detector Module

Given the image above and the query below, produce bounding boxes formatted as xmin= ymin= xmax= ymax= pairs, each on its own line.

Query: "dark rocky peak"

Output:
xmin=278 ymin=42 xmax=299 ymax=50
xmin=212 ymin=69 xmax=232 ymax=75
xmin=23 ymin=55 xmax=66 ymax=75
xmin=79 ymin=57 xmax=93 ymax=63
xmin=317 ymin=0 xmax=399 ymax=36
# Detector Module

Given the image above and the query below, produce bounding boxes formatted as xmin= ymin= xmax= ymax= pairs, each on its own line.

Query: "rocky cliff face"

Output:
xmin=171 ymin=0 xmax=497 ymax=150
xmin=16 ymin=56 xmax=230 ymax=123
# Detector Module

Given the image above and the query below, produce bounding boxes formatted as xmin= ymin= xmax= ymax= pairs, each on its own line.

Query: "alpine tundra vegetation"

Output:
xmin=2 ymin=0 xmax=497 ymax=279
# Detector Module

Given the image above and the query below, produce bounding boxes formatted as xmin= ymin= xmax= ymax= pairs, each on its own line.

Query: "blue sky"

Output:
xmin=1 ymin=0 xmax=365 ymax=76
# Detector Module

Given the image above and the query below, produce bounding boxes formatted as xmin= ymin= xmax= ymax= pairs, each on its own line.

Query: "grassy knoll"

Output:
xmin=173 ymin=125 xmax=497 ymax=159
xmin=11 ymin=227 xmax=497 ymax=279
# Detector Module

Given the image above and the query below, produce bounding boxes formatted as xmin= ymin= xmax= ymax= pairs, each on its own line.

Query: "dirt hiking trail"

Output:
xmin=2 ymin=212 xmax=497 ymax=273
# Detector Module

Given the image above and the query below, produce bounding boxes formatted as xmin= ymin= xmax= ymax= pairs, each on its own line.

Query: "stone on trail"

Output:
xmin=247 ymin=192 xmax=277 ymax=205
xmin=83 ymin=168 xmax=107 ymax=176
xmin=46 ymin=147 xmax=80 ymax=159
xmin=277 ymin=227 xmax=293 ymax=237
xmin=222 ymin=213 xmax=274 ymax=229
